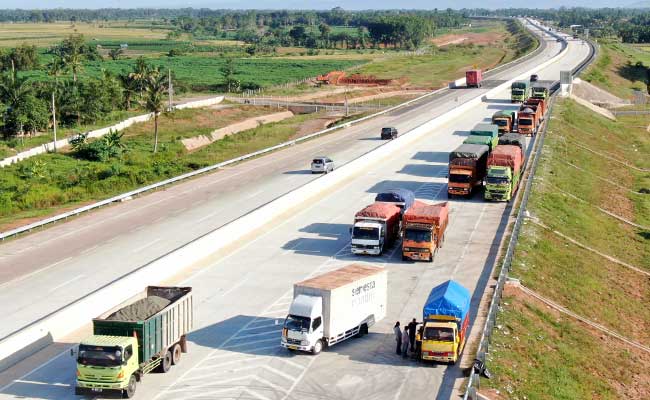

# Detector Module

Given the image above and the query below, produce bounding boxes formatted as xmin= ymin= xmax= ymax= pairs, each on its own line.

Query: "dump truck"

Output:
xmin=511 ymin=81 xmax=530 ymax=102
xmin=517 ymin=106 xmax=539 ymax=135
xmin=75 ymin=286 xmax=193 ymax=398
xmin=374 ymin=189 xmax=415 ymax=214
xmin=465 ymin=69 xmax=483 ymax=88
xmin=485 ymin=145 xmax=524 ymax=202
xmin=491 ymin=111 xmax=516 ymax=134
xmin=417 ymin=280 xmax=470 ymax=364
xmin=447 ymin=143 xmax=489 ymax=198
xmin=281 ymin=264 xmax=387 ymax=354
xmin=498 ymin=132 xmax=526 ymax=154
xmin=402 ymin=201 xmax=449 ymax=262
xmin=351 ymin=202 xmax=401 ymax=255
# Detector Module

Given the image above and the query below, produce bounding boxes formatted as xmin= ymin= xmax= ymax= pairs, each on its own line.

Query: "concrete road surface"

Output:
xmin=0 ymin=26 xmax=590 ymax=400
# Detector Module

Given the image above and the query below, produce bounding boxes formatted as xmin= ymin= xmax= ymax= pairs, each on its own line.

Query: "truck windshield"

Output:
xmin=512 ymin=89 xmax=524 ymax=95
xmin=487 ymin=176 xmax=509 ymax=185
xmin=353 ymin=226 xmax=379 ymax=240
xmin=449 ymin=174 xmax=471 ymax=183
xmin=519 ymin=118 xmax=533 ymax=126
xmin=404 ymin=229 xmax=432 ymax=243
xmin=493 ymin=119 xmax=508 ymax=127
xmin=423 ymin=327 xmax=455 ymax=342
xmin=77 ymin=345 xmax=122 ymax=367
xmin=284 ymin=315 xmax=310 ymax=332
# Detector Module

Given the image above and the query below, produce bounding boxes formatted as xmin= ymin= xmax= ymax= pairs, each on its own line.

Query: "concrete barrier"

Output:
xmin=0 ymin=35 xmax=569 ymax=371
xmin=0 ymin=96 xmax=224 ymax=167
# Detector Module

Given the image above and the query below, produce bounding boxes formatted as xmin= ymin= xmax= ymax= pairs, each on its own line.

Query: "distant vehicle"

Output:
xmin=281 ymin=264 xmax=387 ymax=354
xmin=510 ymin=81 xmax=530 ymax=103
xmin=465 ymin=69 xmax=483 ymax=88
xmin=381 ymin=127 xmax=398 ymax=140
xmin=530 ymin=74 xmax=539 ymax=82
xmin=311 ymin=156 xmax=334 ymax=174
xmin=556 ymin=38 xmax=562 ymax=42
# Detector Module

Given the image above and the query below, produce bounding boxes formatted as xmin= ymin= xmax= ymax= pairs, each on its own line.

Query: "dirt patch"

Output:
xmin=0 ymin=201 xmax=97 ymax=233
xmin=291 ymin=114 xmax=344 ymax=139
xmin=573 ymin=79 xmax=630 ymax=108
xmin=431 ymin=32 xmax=504 ymax=47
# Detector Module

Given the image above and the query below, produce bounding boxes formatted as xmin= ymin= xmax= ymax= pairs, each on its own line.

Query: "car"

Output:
xmin=530 ymin=74 xmax=539 ymax=82
xmin=311 ymin=156 xmax=334 ymax=174
xmin=556 ymin=38 xmax=562 ymax=42
xmin=381 ymin=127 xmax=398 ymax=140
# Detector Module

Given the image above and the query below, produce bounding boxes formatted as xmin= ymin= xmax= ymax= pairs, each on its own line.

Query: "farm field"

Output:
xmin=483 ymin=99 xmax=650 ymax=399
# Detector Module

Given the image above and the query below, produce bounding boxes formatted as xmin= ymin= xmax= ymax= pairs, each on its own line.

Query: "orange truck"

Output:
xmin=517 ymin=106 xmax=540 ymax=136
xmin=447 ymin=144 xmax=489 ymax=198
xmin=524 ymin=98 xmax=546 ymax=120
xmin=402 ymin=201 xmax=449 ymax=262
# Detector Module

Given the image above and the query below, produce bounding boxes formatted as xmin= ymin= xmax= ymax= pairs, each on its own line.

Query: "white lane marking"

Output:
xmin=451 ymin=203 xmax=488 ymax=278
xmin=245 ymin=189 xmax=264 ymax=199
xmin=0 ymin=256 xmax=72 ymax=291
xmin=196 ymin=210 xmax=221 ymax=224
xmin=48 ymin=275 xmax=85 ymax=293
xmin=79 ymin=245 xmax=99 ymax=255
xmin=13 ymin=380 xmax=69 ymax=387
xmin=130 ymin=238 xmax=162 ymax=254
xmin=222 ymin=337 xmax=278 ymax=350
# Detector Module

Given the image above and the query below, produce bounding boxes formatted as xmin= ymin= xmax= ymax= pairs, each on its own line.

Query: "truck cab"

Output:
xmin=517 ymin=109 xmax=537 ymax=135
xmin=281 ymin=295 xmax=324 ymax=354
xmin=511 ymin=81 xmax=529 ymax=103
xmin=351 ymin=221 xmax=384 ymax=255
xmin=491 ymin=111 xmax=515 ymax=135
xmin=76 ymin=335 xmax=139 ymax=397
xmin=419 ymin=317 xmax=464 ymax=364
xmin=485 ymin=166 xmax=513 ymax=201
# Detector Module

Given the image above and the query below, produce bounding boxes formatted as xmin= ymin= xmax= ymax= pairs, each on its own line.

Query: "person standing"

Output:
xmin=401 ymin=326 xmax=409 ymax=358
xmin=394 ymin=321 xmax=402 ymax=355
xmin=407 ymin=318 xmax=418 ymax=351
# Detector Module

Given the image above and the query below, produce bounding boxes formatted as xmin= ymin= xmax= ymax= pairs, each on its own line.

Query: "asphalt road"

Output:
xmin=0 ymin=26 xmax=591 ymax=400
xmin=0 ymin=22 xmax=563 ymax=341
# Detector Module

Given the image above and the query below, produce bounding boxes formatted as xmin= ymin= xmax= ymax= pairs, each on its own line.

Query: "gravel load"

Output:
xmin=107 ymin=296 xmax=171 ymax=321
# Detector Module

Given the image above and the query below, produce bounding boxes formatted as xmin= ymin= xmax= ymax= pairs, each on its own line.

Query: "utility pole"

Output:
xmin=52 ymin=92 xmax=57 ymax=153
xmin=168 ymin=68 xmax=173 ymax=112
xmin=344 ymin=85 xmax=349 ymax=117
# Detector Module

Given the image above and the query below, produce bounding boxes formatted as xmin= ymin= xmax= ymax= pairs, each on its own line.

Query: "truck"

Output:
xmin=374 ymin=188 xmax=415 ymax=214
xmin=517 ymin=106 xmax=539 ymax=136
xmin=351 ymin=202 xmax=401 ymax=255
xmin=525 ymin=97 xmax=547 ymax=120
xmin=498 ymin=132 xmax=526 ymax=154
xmin=417 ymin=280 xmax=470 ymax=364
xmin=465 ymin=69 xmax=483 ymax=88
xmin=281 ymin=264 xmax=387 ymax=354
xmin=531 ymin=83 xmax=550 ymax=100
xmin=511 ymin=81 xmax=530 ymax=102
xmin=484 ymin=145 xmax=525 ymax=202
xmin=491 ymin=111 xmax=516 ymax=135
xmin=402 ymin=201 xmax=449 ymax=262
xmin=469 ymin=123 xmax=499 ymax=149
xmin=447 ymin=143 xmax=489 ymax=199
xmin=75 ymin=286 xmax=193 ymax=398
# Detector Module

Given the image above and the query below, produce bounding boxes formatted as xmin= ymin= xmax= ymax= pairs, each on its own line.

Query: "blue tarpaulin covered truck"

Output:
xmin=417 ymin=280 xmax=471 ymax=364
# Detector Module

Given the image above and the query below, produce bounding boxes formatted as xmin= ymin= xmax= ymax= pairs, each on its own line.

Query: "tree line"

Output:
xmin=0 ymin=34 xmax=172 ymax=154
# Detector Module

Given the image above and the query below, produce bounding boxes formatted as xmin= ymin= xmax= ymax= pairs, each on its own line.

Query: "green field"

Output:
xmin=483 ymin=99 xmax=650 ymax=399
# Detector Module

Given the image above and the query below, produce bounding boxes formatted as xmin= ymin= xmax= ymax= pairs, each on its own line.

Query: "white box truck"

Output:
xmin=281 ymin=264 xmax=387 ymax=354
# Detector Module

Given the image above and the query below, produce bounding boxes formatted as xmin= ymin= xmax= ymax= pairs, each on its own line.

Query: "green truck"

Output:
xmin=75 ymin=286 xmax=193 ymax=398
xmin=485 ymin=145 xmax=524 ymax=202
xmin=511 ymin=81 xmax=530 ymax=103
xmin=464 ymin=123 xmax=499 ymax=151
xmin=531 ymin=83 xmax=550 ymax=100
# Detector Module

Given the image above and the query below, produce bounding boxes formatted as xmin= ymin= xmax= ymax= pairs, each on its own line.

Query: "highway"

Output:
xmin=0 ymin=22 xmax=559 ymax=341
xmin=0 ymin=24 xmax=591 ymax=400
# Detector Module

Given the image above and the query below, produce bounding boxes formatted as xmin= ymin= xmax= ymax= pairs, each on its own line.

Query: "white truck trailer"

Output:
xmin=281 ymin=264 xmax=387 ymax=354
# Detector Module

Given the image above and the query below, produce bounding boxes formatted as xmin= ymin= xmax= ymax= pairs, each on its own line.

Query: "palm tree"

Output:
xmin=0 ymin=70 xmax=32 ymax=139
xmin=143 ymin=69 xmax=167 ymax=153
xmin=64 ymin=51 xmax=84 ymax=82
xmin=118 ymin=73 xmax=138 ymax=110
xmin=129 ymin=56 xmax=150 ymax=99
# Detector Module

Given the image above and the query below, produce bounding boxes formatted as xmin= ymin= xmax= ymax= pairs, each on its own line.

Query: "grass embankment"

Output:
xmin=483 ymin=99 xmax=650 ymax=399
xmin=0 ymin=106 xmax=339 ymax=230
xmin=582 ymin=39 xmax=650 ymax=100
xmin=351 ymin=20 xmax=537 ymax=88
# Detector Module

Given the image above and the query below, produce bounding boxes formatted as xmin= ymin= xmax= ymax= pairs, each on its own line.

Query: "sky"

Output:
xmin=0 ymin=0 xmax=632 ymax=9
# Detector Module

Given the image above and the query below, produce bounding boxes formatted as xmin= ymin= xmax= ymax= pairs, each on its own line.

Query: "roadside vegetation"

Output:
xmin=483 ymin=99 xmax=650 ymax=399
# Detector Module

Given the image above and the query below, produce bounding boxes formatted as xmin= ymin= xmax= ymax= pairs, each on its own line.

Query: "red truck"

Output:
xmin=402 ymin=201 xmax=450 ymax=262
xmin=465 ymin=69 xmax=483 ymax=88
xmin=524 ymin=98 xmax=546 ymax=120
xmin=517 ymin=106 xmax=540 ymax=136
xmin=351 ymin=203 xmax=401 ymax=256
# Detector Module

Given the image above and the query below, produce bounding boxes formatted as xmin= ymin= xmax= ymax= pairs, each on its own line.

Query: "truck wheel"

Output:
xmin=171 ymin=343 xmax=182 ymax=365
xmin=158 ymin=350 xmax=172 ymax=373
xmin=312 ymin=340 xmax=323 ymax=355
xmin=447 ymin=193 xmax=452 ymax=199
xmin=74 ymin=387 xmax=85 ymax=396
xmin=122 ymin=375 xmax=136 ymax=399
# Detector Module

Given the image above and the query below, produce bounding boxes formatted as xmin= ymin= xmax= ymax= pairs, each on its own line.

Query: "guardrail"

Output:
xmin=0 ymin=23 xmax=570 ymax=371
xmin=0 ymin=19 xmax=547 ymax=242
xmin=463 ymin=22 xmax=597 ymax=400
